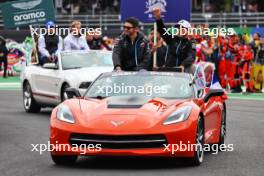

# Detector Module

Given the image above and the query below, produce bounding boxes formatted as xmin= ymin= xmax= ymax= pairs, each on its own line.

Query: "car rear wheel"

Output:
xmin=51 ymin=154 xmax=78 ymax=165
xmin=23 ymin=82 xmax=41 ymax=113
xmin=190 ymin=116 xmax=204 ymax=166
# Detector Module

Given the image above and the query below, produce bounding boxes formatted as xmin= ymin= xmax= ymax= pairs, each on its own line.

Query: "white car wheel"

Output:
xmin=23 ymin=82 xmax=41 ymax=113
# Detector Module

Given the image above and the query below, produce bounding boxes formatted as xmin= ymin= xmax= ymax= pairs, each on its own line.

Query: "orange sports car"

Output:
xmin=50 ymin=71 xmax=227 ymax=166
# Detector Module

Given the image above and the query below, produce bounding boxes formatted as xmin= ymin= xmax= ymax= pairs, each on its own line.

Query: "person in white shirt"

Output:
xmin=38 ymin=21 xmax=63 ymax=65
xmin=64 ymin=21 xmax=90 ymax=51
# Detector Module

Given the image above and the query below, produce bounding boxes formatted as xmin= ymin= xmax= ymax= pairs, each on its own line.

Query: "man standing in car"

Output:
xmin=112 ymin=17 xmax=151 ymax=71
xmin=153 ymin=8 xmax=196 ymax=73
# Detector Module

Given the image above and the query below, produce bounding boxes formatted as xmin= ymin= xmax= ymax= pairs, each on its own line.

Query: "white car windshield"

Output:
xmin=85 ymin=74 xmax=194 ymax=99
xmin=61 ymin=51 xmax=113 ymax=70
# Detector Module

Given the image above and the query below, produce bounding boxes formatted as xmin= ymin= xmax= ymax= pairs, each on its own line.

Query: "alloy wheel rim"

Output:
xmin=221 ymin=110 xmax=226 ymax=138
xmin=63 ymin=92 xmax=68 ymax=101
xmin=196 ymin=120 xmax=204 ymax=163
xmin=24 ymin=85 xmax=31 ymax=109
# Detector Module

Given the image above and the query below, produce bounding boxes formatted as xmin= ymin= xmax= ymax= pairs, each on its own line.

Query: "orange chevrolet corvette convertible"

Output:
xmin=50 ymin=71 xmax=227 ymax=166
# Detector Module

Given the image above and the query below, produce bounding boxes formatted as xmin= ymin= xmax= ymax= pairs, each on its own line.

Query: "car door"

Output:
xmin=203 ymin=93 xmax=220 ymax=143
xmin=33 ymin=66 xmax=62 ymax=105
xmin=25 ymin=65 xmax=41 ymax=92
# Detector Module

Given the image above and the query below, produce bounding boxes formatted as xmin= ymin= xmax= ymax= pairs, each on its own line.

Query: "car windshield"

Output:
xmin=85 ymin=73 xmax=194 ymax=99
xmin=61 ymin=51 xmax=113 ymax=70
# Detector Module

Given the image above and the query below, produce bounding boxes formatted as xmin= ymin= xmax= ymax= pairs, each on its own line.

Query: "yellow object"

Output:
xmin=252 ymin=63 xmax=264 ymax=91
xmin=243 ymin=34 xmax=251 ymax=44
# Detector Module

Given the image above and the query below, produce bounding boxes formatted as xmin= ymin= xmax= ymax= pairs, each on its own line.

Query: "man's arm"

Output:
xmin=38 ymin=36 xmax=50 ymax=57
xmin=112 ymin=36 xmax=122 ymax=70
xmin=181 ymin=42 xmax=195 ymax=69
xmin=63 ymin=36 xmax=72 ymax=51
xmin=137 ymin=39 xmax=152 ymax=70
xmin=153 ymin=8 xmax=173 ymax=45
xmin=156 ymin=19 xmax=173 ymax=45
xmin=81 ymin=36 xmax=90 ymax=50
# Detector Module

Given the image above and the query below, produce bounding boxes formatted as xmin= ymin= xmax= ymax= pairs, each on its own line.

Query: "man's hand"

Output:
xmin=151 ymin=45 xmax=159 ymax=52
xmin=47 ymin=56 xmax=52 ymax=63
xmin=115 ymin=66 xmax=122 ymax=71
xmin=152 ymin=8 xmax=161 ymax=20
xmin=152 ymin=66 xmax=159 ymax=71
xmin=179 ymin=65 xmax=185 ymax=72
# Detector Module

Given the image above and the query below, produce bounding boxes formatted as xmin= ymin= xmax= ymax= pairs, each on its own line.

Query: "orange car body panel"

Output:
xmin=50 ymin=95 xmax=224 ymax=158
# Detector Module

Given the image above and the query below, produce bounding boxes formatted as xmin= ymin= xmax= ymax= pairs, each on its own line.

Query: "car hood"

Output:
xmin=72 ymin=96 xmax=187 ymax=131
xmin=64 ymin=66 xmax=113 ymax=82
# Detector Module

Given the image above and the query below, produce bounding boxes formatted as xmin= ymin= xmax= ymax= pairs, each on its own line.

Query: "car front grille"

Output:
xmin=69 ymin=133 xmax=167 ymax=149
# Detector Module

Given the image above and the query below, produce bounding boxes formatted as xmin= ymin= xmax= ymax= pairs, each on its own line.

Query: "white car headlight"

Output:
xmin=56 ymin=105 xmax=75 ymax=124
xmin=163 ymin=106 xmax=192 ymax=125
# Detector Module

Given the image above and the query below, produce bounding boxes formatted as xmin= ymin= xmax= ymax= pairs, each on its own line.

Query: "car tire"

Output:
xmin=23 ymin=82 xmax=41 ymax=113
xmin=51 ymin=154 xmax=78 ymax=165
xmin=61 ymin=83 xmax=70 ymax=102
xmin=190 ymin=116 xmax=204 ymax=166
xmin=218 ymin=104 xmax=226 ymax=146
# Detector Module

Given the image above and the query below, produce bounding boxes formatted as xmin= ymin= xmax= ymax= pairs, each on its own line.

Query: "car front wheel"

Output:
xmin=190 ymin=116 xmax=204 ymax=166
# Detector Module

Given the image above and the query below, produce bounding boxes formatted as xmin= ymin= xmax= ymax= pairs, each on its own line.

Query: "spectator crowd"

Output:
xmin=1 ymin=15 xmax=264 ymax=93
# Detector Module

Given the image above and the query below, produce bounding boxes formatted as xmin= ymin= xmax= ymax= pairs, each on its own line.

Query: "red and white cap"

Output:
xmin=177 ymin=20 xmax=191 ymax=29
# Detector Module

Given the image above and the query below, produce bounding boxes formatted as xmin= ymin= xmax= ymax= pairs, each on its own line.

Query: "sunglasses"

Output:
xmin=123 ymin=25 xmax=135 ymax=30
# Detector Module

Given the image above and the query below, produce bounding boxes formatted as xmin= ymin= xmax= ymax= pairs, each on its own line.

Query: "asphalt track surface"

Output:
xmin=0 ymin=90 xmax=263 ymax=176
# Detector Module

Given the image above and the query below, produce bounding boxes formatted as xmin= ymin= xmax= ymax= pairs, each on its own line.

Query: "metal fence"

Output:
xmin=1 ymin=12 xmax=264 ymax=29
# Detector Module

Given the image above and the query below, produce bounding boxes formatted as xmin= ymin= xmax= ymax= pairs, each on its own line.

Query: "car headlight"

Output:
xmin=163 ymin=106 xmax=192 ymax=125
xmin=56 ymin=105 xmax=75 ymax=124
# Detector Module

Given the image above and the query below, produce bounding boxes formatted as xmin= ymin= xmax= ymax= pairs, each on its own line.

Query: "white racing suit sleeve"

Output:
xmin=38 ymin=35 xmax=50 ymax=57
xmin=80 ymin=36 xmax=90 ymax=50
xmin=64 ymin=34 xmax=90 ymax=51
xmin=64 ymin=35 xmax=73 ymax=51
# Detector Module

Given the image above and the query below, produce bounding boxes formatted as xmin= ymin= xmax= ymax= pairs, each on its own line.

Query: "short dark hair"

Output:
xmin=125 ymin=17 xmax=139 ymax=28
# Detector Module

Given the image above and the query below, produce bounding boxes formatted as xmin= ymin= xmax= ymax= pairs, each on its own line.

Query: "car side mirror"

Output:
xmin=65 ymin=88 xmax=81 ymax=99
xmin=204 ymin=89 xmax=224 ymax=103
xmin=43 ymin=63 xmax=58 ymax=69
xmin=197 ymin=89 xmax=204 ymax=98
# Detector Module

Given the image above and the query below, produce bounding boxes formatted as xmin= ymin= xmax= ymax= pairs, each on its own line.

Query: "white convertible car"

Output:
xmin=21 ymin=50 xmax=113 ymax=113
